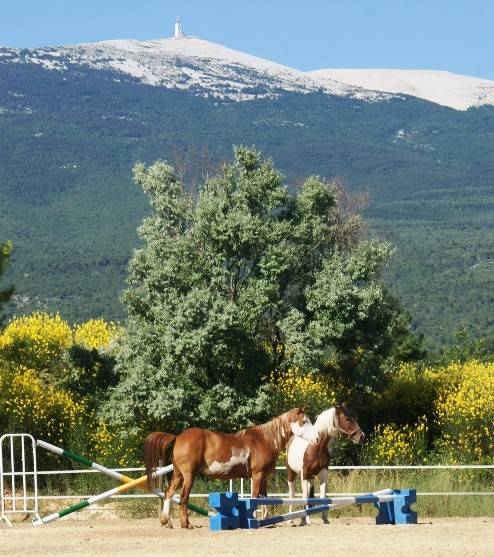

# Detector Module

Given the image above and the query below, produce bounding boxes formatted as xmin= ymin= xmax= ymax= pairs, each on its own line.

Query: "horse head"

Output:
xmin=335 ymin=402 xmax=365 ymax=444
xmin=288 ymin=405 xmax=319 ymax=446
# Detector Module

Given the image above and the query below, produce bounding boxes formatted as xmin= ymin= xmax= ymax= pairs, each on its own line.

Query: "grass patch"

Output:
xmin=34 ymin=467 xmax=494 ymax=520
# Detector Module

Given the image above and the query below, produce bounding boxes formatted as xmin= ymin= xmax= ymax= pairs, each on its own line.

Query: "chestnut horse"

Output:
xmin=144 ymin=406 xmax=319 ymax=529
xmin=286 ymin=403 xmax=364 ymax=525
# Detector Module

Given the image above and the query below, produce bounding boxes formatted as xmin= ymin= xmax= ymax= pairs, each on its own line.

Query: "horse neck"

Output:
xmin=254 ymin=412 xmax=293 ymax=454
xmin=315 ymin=409 xmax=340 ymax=449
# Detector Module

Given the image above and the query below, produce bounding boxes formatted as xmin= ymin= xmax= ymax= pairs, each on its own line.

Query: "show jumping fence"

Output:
xmin=208 ymin=487 xmax=418 ymax=529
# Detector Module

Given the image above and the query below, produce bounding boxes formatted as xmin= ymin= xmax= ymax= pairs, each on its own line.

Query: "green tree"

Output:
xmin=0 ymin=241 xmax=14 ymax=326
xmin=436 ymin=328 xmax=494 ymax=365
xmin=103 ymin=147 xmax=411 ymax=433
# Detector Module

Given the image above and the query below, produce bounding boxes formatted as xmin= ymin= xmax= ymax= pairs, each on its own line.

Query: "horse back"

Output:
xmin=173 ymin=427 xmax=275 ymax=479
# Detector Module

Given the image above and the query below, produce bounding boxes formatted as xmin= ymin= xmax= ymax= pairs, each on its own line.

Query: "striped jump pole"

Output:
xmin=240 ymin=488 xmax=394 ymax=508
xmin=32 ymin=464 xmax=173 ymax=525
xmin=37 ymin=440 xmax=142 ymax=486
xmin=35 ymin=439 xmax=209 ymax=522
xmin=247 ymin=489 xmax=395 ymax=528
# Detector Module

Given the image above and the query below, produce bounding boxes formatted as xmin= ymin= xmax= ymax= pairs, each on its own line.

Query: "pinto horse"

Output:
xmin=286 ymin=403 xmax=364 ymax=525
xmin=144 ymin=406 xmax=319 ymax=529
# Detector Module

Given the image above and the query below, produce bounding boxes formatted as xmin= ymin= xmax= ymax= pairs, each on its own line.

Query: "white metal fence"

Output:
xmin=0 ymin=434 xmax=41 ymax=526
xmin=30 ymin=464 xmax=494 ymax=500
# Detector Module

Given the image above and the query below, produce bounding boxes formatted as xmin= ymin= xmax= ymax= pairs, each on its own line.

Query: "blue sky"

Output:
xmin=2 ymin=0 xmax=493 ymax=80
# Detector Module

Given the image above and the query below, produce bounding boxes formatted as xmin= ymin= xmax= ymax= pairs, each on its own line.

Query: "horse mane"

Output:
xmin=239 ymin=411 xmax=292 ymax=453
xmin=314 ymin=408 xmax=339 ymax=444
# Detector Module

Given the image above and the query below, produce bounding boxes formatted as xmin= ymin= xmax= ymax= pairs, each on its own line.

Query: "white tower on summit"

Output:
xmin=174 ymin=16 xmax=184 ymax=38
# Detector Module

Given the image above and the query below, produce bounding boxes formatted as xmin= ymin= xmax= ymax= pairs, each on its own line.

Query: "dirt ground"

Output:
xmin=1 ymin=514 xmax=494 ymax=557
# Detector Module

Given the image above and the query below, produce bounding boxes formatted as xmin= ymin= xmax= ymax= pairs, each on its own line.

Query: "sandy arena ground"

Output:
xmin=1 ymin=515 xmax=494 ymax=557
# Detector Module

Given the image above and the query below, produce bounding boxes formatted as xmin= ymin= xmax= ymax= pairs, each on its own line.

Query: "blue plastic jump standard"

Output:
xmin=375 ymin=489 xmax=417 ymax=525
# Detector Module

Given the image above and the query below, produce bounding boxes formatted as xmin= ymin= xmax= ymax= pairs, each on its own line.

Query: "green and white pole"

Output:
xmin=35 ymin=439 xmax=209 ymax=523
xmin=32 ymin=464 xmax=173 ymax=525
xmin=37 ymin=440 xmax=139 ymax=485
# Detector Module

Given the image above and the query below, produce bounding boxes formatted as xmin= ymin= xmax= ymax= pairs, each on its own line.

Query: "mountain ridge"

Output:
xmin=2 ymin=36 xmax=493 ymax=110
xmin=1 ymin=35 xmax=493 ymax=350
xmin=309 ymin=68 xmax=494 ymax=111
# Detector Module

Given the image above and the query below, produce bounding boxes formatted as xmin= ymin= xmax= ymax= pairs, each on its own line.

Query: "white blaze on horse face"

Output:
xmin=291 ymin=416 xmax=319 ymax=445
xmin=206 ymin=447 xmax=250 ymax=475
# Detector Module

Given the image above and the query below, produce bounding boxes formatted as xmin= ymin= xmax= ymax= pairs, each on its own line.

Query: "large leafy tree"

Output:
xmin=104 ymin=147 xmax=410 ymax=433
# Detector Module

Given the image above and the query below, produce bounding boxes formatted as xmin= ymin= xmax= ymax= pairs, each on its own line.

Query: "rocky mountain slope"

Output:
xmin=2 ymin=36 xmax=493 ymax=110
xmin=1 ymin=36 xmax=493 ymax=350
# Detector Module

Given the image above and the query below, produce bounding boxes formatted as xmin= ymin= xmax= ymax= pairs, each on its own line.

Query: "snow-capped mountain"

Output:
xmin=1 ymin=33 xmax=493 ymax=346
xmin=308 ymin=69 xmax=494 ymax=111
xmin=0 ymin=37 xmax=390 ymax=103
xmin=4 ymin=35 xmax=493 ymax=111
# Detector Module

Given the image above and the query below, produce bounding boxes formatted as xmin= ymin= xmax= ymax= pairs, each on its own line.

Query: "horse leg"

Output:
xmin=178 ymin=474 xmax=195 ymax=530
xmin=287 ymin=477 xmax=296 ymax=526
xmin=251 ymin=473 xmax=268 ymax=520
xmin=300 ymin=478 xmax=314 ymax=526
xmin=161 ymin=472 xmax=183 ymax=528
xmin=259 ymin=477 xmax=268 ymax=519
xmin=318 ymin=469 xmax=329 ymax=524
xmin=300 ymin=474 xmax=313 ymax=526
xmin=250 ymin=472 xmax=263 ymax=498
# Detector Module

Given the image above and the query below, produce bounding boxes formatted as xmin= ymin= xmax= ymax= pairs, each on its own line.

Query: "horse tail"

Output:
xmin=143 ymin=431 xmax=176 ymax=492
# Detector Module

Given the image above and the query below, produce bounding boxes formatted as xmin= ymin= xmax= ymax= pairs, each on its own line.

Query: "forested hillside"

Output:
xmin=1 ymin=61 xmax=493 ymax=350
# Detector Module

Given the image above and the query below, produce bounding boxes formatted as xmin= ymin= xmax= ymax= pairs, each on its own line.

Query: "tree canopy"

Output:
xmin=103 ymin=147 xmax=412 ymax=433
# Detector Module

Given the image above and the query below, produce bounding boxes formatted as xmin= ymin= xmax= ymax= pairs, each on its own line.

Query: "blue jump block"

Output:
xmin=375 ymin=489 xmax=417 ymax=525
xmin=209 ymin=492 xmax=241 ymax=530
xmin=208 ymin=492 xmax=261 ymax=530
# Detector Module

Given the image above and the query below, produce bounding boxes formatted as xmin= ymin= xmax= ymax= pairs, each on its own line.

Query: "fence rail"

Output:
xmin=11 ymin=464 xmax=494 ymax=502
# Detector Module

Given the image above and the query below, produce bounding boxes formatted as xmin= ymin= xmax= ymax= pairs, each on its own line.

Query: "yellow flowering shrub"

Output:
xmin=366 ymin=360 xmax=494 ymax=465
xmin=89 ymin=421 xmax=136 ymax=467
xmin=433 ymin=360 xmax=494 ymax=463
xmin=0 ymin=312 xmax=131 ymax=466
xmin=366 ymin=417 xmax=428 ymax=465
xmin=64 ymin=320 xmax=122 ymax=403
xmin=371 ymin=362 xmax=438 ymax=427
xmin=73 ymin=319 xmax=122 ymax=352
xmin=5 ymin=366 xmax=87 ymax=442
xmin=0 ymin=312 xmax=72 ymax=374
xmin=265 ymin=367 xmax=338 ymax=416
